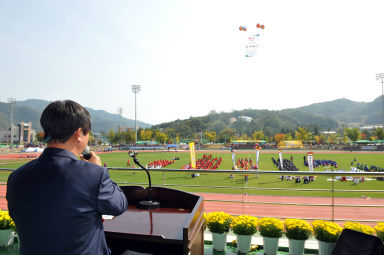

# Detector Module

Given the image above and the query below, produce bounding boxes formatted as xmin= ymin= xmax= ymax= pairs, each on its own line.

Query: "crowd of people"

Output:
xmin=181 ymin=153 xmax=222 ymax=170
xmin=351 ymin=159 xmax=384 ymax=181
xmin=271 ymin=157 xmax=299 ymax=171
xmin=271 ymin=157 xmax=315 ymax=183
xmin=147 ymin=159 xmax=175 ymax=169
xmin=303 ymin=156 xmax=338 ymax=168
xmin=234 ymin=158 xmax=258 ymax=170
xmin=353 ymin=161 xmax=384 ymax=172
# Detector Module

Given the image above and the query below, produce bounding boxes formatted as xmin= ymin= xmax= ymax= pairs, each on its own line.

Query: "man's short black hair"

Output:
xmin=40 ymin=100 xmax=91 ymax=144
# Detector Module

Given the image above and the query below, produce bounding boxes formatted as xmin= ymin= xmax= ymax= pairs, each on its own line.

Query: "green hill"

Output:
xmin=292 ymin=96 xmax=383 ymax=125
xmin=153 ymin=96 xmax=383 ymax=139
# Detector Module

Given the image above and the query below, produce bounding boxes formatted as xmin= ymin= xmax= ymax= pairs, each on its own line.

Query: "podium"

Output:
xmin=104 ymin=186 xmax=205 ymax=255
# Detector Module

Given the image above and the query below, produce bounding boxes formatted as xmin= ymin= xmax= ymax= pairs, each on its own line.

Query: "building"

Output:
xmin=0 ymin=122 xmax=35 ymax=144
xmin=18 ymin=122 xmax=34 ymax=143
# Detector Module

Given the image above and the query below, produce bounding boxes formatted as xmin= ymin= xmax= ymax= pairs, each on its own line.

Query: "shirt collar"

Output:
xmin=40 ymin=147 xmax=78 ymax=160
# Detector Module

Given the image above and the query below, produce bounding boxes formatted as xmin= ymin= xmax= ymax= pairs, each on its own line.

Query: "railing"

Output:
xmin=109 ymin=168 xmax=384 ymax=224
xmin=1 ymin=168 xmax=384 ymax=224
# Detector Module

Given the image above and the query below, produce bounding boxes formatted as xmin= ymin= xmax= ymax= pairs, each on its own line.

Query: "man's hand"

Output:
xmin=80 ymin=151 xmax=102 ymax=166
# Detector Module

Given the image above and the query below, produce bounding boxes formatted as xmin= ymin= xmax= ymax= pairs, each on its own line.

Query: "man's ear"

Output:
xmin=74 ymin=128 xmax=82 ymax=142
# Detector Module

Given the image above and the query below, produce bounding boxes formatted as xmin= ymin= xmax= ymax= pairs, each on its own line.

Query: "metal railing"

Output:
xmin=2 ymin=168 xmax=384 ymax=224
xmin=109 ymin=168 xmax=384 ymax=224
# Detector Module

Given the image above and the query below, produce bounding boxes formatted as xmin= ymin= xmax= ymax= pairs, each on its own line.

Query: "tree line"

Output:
xmin=35 ymin=126 xmax=384 ymax=146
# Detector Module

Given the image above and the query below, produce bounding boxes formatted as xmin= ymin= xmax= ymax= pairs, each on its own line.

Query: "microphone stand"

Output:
xmin=129 ymin=151 xmax=160 ymax=209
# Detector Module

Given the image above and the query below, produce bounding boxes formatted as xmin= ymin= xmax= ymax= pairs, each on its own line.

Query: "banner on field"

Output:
xmin=231 ymin=149 xmax=236 ymax=168
xmin=255 ymin=147 xmax=260 ymax=169
xmin=307 ymin=152 xmax=314 ymax=172
xmin=189 ymin=142 xmax=196 ymax=169
xmin=278 ymin=148 xmax=284 ymax=170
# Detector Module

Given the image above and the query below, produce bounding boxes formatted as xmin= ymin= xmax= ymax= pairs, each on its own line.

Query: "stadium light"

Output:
xmin=7 ymin=98 xmax=16 ymax=146
xmin=132 ymin=85 xmax=141 ymax=143
xmin=376 ymin=73 xmax=384 ymax=128
xmin=117 ymin=107 xmax=123 ymax=132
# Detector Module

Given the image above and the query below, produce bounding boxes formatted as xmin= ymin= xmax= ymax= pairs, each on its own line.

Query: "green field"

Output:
xmin=1 ymin=150 xmax=384 ymax=198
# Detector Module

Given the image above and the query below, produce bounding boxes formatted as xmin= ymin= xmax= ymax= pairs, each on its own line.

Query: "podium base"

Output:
xmin=138 ymin=200 xmax=160 ymax=209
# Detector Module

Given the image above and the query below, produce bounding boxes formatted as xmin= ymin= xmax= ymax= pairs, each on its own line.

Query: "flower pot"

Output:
xmin=288 ymin=239 xmax=305 ymax=255
xmin=236 ymin=234 xmax=253 ymax=254
xmin=263 ymin=236 xmax=279 ymax=255
xmin=0 ymin=229 xmax=12 ymax=247
xmin=318 ymin=240 xmax=336 ymax=255
xmin=212 ymin=232 xmax=227 ymax=251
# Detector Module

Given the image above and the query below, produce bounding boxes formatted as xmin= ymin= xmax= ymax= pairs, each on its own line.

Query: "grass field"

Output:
xmin=1 ymin=150 xmax=383 ymax=198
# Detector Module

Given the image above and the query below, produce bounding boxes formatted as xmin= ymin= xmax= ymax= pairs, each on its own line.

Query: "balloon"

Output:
xmin=239 ymin=26 xmax=247 ymax=31
xmin=256 ymin=23 xmax=265 ymax=29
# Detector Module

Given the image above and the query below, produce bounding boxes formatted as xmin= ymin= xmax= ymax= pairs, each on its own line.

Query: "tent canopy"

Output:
xmin=354 ymin=140 xmax=371 ymax=144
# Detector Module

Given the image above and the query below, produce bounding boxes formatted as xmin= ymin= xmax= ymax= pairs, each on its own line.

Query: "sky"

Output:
xmin=1 ymin=0 xmax=384 ymax=125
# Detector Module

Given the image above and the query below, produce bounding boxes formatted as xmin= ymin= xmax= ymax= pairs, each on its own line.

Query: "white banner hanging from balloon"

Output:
xmin=278 ymin=148 xmax=284 ymax=170
xmin=307 ymin=152 xmax=314 ymax=172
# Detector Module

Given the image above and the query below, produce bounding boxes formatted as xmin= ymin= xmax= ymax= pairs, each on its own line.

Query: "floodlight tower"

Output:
xmin=117 ymin=107 xmax=123 ymax=132
xmin=132 ymin=85 xmax=141 ymax=143
xmin=7 ymin=98 xmax=16 ymax=146
xmin=376 ymin=73 xmax=384 ymax=128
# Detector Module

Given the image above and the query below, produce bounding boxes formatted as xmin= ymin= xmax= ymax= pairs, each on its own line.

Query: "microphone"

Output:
xmin=82 ymin=146 xmax=92 ymax=160
xmin=129 ymin=151 xmax=160 ymax=209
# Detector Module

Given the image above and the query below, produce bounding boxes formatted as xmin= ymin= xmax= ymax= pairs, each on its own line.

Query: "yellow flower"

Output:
xmin=343 ymin=222 xmax=375 ymax=235
xmin=231 ymin=215 xmax=258 ymax=235
xmin=258 ymin=217 xmax=284 ymax=238
xmin=374 ymin=223 xmax=384 ymax=242
xmin=312 ymin=220 xmax=342 ymax=242
xmin=284 ymin=219 xmax=313 ymax=240
xmin=204 ymin=212 xmax=233 ymax=234
xmin=0 ymin=210 xmax=15 ymax=230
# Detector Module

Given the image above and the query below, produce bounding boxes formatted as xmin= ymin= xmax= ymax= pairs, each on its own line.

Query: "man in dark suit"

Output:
xmin=6 ymin=100 xmax=128 ymax=255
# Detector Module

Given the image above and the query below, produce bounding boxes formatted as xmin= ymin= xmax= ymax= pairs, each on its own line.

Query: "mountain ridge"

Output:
xmin=0 ymin=97 xmax=382 ymax=135
xmin=0 ymin=99 xmax=151 ymax=133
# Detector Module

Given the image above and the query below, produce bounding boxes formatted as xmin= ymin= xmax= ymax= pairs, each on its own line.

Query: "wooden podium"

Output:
xmin=104 ymin=186 xmax=205 ymax=255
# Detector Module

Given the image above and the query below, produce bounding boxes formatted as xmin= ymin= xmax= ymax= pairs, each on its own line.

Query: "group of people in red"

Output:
xmin=181 ymin=153 xmax=222 ymax=170
xmin=235 ymin=158 xmax=258 ymax=170
xmin=147 ymin=159 xmax=175 ymax=169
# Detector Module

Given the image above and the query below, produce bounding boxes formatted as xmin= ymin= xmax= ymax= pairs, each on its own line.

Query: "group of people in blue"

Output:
xmin=351 ymin=158 xmax=384 ymax=172
xmin=303 ymin=156 xmax=338 ymax=168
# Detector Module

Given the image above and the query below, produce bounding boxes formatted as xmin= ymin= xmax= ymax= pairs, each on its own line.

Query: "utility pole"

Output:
xmin=7 ymin=98 xmax=16 ymax=146
xmin=132 ymin=85 xmax=141 ymax=143
xmin=376 ymin=73 xmax=384 ymax=128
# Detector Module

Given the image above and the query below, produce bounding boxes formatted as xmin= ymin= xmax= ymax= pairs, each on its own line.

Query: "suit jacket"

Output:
xmin=6 ymin=147 xmax=128 ymax=255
